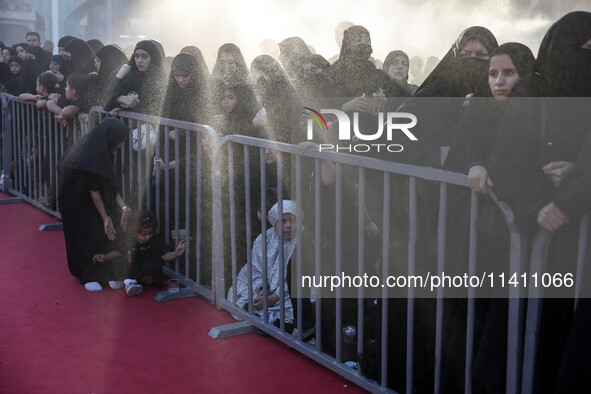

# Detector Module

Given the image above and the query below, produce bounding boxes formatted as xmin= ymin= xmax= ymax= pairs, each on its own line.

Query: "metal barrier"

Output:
xmin=1 ymin=97 xmax=90 ymax=216
xmin=2 ymin=96 xmax=588 ymax=394
xmin=211 ymin=135 xmax=532 ymax=393
xmin=87 ymin=107 xmax=220 ymax=301
xmin=1 ymin=99 xmax=219 ymax=301
xmin=520 ymin=213 xmax=590 ymax=394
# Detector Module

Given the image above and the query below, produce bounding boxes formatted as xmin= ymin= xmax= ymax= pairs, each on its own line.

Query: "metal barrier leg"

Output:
xmin=208 ymin=321 xmax=255 ymax=339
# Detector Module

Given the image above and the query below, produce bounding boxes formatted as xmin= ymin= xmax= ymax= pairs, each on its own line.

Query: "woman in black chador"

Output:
xmin=104 ymin=40 xmax=167 ymax=117
xmin=484 ymin=11 xmax=591 ymax=394
xmin=17 ymin=45 xmax=50 ymax=95
xmin=439 ymin=42 xmax=536 ymax=394
xmin=63 ymin=38 xmax=97 ymax=76
xmin=154 ymin=52 xmax=212 ymax=283
xmin=161 ymin=52 xmax=209 ymax=124
xmin=92 ymin=45 xmax=128 ymax=108
xmin=58 ymin=118 xmax=132 ymax=292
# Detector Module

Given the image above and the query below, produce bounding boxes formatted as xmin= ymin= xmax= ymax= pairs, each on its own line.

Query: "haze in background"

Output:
xmin=116 ymin=0 xmax=588 ymax=69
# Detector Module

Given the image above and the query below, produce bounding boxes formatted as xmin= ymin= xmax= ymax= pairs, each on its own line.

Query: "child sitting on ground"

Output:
xmin=92 ymin=210 xmax=186 ymax=296
xmin=46 ymin=73 xmax=90 ymax=127
xmin=228 ymin=200 xmax=296 ymax=329
xmin=18 ymin=71 xmax=60 ymax=110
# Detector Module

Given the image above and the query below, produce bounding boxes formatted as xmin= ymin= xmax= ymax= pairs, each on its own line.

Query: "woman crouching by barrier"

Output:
xmin=58 ymin=117 xmax=133 ymax=292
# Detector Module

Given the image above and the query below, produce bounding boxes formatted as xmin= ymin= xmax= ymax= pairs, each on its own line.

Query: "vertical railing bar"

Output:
xmin=295 ymin=155 xmax=303 ymax=342
xmin=434 ymin=182 xmax=447 ymax=394
xmin=155 ymin=126 xmax=161 ymax=231
xmin=465 ymin=191 xmax=479 ymax=394
xmin=335 ymin=163 xmax=342 ymax=364
xmin=164 ymin=125 xmax=170 ymax=245
xmin=260 ymin=147 xmax=269 ymax=324
xmin=357 ymin=167 xmax=366 ymax=370
xmin=137 ymin=120 xmax=144 ymax=211
xmin=195 ymin=133 xmax=202 ymax=285
xmin=12 ymin=102 xmax=20 ymax=192
xmin=174 ymin=127 xmax=180 ymax=272
xmin=33 ymin=108 xmax=39 ymax=200
xmin=314 ymin=158 xmax=322 ymax=354
xmin=407 ymin=176 xmax=417 ymax=394
xmin=47 ymin=110 xmax=54 ymax=206
xmin=145 ymin=122 xmax=152 ymax=211
xmin=41 ymin=110 xmax=47 ymax=203
xmin=277 ymin=152 xmax=285 ymax=332
xmin=575 ymin=215 xmax=589 ymax=307
xmin=520 ymin=230 xmax=553 ymax=394
xmin=243 ymin=145 xmax=252 ymax=312
xmin=126 ymin=118 xmax=133 ymax=203
xmin=27 ymin=104 xmax=32 ymax=197
xmin=228 ymin=143 xmax=238 ymax=305
xmin=380 ymin=171 xmax=391 ymax=388
xmin=184 ymin=130 xmax=191 ymax=278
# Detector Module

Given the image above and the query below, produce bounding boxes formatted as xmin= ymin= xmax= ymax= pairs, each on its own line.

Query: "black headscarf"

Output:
xmin=6 ymin=55 xmax=22 ymax=78
xmin=95 ymin=44 xmax=127 ymax=79
xmin=58 ymin=117 xmax=129 ymax=186
xmin=210 ymin=79 xmax=259 ymax=138
xmin=3 ymin=46 xmax=16 ymax=57
xmin=383 ymin=50 xmax=410 ymax=81
xmin=162 ymin=52 xmax=208 ymax=123
xmin=444 ymin=42 xmax=536 ymax=173
xmin=250 ymin=54 xmax=294 ymax=142
xmin=535 ymin=11 xmax=591 ymax=97
xmin=327 ymin=25 xmax=398 ymax=97
xmin=104 ymin=40 xmax=166 ymax=115
xmin=12 ymin=42 xmax=29 ymax=57
xmin=91 ymin=45 xmax=128 ymax=107
xmin=278 ymin=36 xmax=311 ymax=82
xmin=486 ymin=13 xmax=591 ymax=233
xmin=383 ymin=50 xmax=419 ymax=96
xmin=211 ymin=43 xmax=249 ymax=84
xmin=180 ymin=45 xmax=210 ymax=78
xmin=86 ymin=39 xmax=104 ymax=53
xmin=50 ymin=54 xmax=64 ymax=70
xmin=414 ymin=26 xmax=498 ymax=97
xmin=295 ymin=53 xmax=331 ymax=97
xmin=490 ymin=42 xmax=535 ymax=78
xmin=63 ymin=38 xmax=97 ymax=75
xmin=2 ymin=56 xmax=22 ymax=94
xmin=58 ymin=35 xmax=76 ymax=49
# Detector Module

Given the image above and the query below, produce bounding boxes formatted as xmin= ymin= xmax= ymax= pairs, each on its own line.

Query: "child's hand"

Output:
xmin=153 ymin=157 xmax=164 ymax=176
xmin=55 ymin=113 xmax=68 ymax=127
xmin=175 ymin=239 xmax=186 ymax=257
xmin=253 ymin=291 xmax=279 ymax=310
xmin=92 ymin=254 xmax=105 ymax=263
xmin=78 ymin=113 xmax=89 ymax=123
xmin=35 ymin=100 xmax=48 ymax=110
xmin=48 ymin=93 xmax=60 ymax=101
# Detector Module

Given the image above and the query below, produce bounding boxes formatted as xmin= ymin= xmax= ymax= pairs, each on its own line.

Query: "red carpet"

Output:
xmin=0 ymin=193 xmax=365 ymax=393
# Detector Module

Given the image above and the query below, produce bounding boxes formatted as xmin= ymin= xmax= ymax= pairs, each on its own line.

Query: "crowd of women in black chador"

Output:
xmin=2 ymin=10 xmax=590 ymax=391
